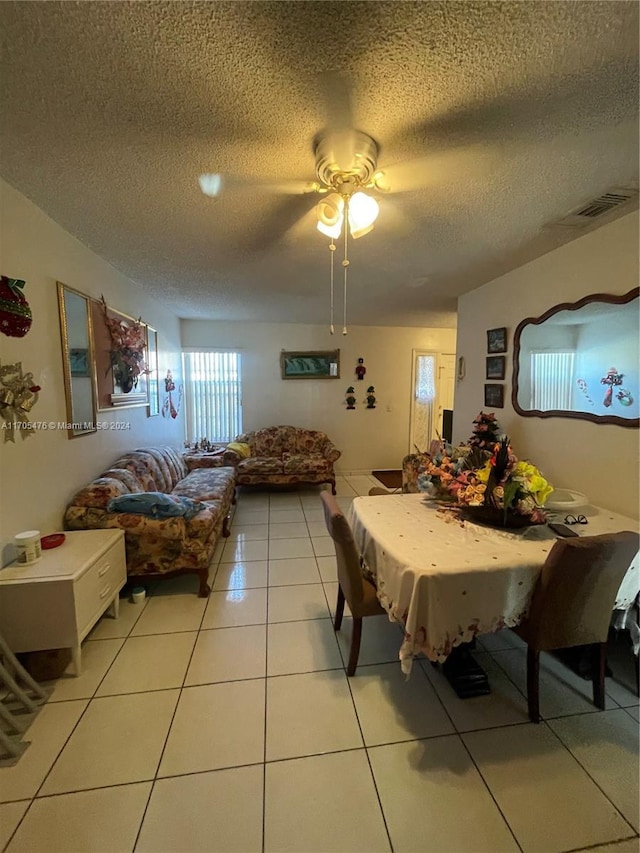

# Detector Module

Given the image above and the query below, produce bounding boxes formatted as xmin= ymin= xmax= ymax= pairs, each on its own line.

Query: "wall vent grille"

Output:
xmin=549 ymin=188 xmax=638 ymax=228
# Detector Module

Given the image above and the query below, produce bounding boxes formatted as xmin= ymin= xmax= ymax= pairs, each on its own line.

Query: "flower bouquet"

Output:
xmin=415 ymin=410 xmax=553 ymax=527
xmin=452 ymin=436 xmax=553 ymax=527
xmin=100 ymin=296 xmax=150 ymax=393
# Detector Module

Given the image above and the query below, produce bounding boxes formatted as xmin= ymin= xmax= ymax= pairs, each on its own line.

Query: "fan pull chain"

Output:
xmin=329 ymin=240 xmax=336 ymax=335
xmin=342 ymin=198 xmax=349 ymax=335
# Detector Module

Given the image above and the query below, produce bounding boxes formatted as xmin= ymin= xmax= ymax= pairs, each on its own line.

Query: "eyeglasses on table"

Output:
xmin=564 ymin=514 xmax=588 ymax=525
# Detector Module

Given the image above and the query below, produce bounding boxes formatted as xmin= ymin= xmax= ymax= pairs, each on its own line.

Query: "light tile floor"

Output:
xmin=2 ymin=474 xmax=639 ymax=852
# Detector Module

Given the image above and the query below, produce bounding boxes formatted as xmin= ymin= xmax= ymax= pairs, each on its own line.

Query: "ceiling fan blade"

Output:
xmin=199 ymin=173 xmax=319 ymax=198
xmin=374 ymin=146 xmax=498 ymax=195
xmin=317 ymin=70 xmax=354 ymax=134
xmin=235 ymin=193 xmax=320 ymax=255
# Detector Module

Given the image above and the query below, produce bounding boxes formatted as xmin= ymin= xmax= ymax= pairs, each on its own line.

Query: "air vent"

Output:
xmin=549 ymin=187 xmax=638 ymax=228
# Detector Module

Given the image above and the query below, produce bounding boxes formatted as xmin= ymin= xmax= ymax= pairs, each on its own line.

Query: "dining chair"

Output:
xmin=368 ymin=487 xmax=392 ymax=496
xmin=320 ymin=492 xmax=386 ymax=675
xmin=513 ymin=530 xmax=639 ymax=723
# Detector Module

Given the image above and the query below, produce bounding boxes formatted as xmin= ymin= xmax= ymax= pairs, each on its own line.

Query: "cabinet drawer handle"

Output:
xmin=99 ymin=584 xmax=112 ymax=599
xmin=98 ymin=563 xmax=110 ymax=577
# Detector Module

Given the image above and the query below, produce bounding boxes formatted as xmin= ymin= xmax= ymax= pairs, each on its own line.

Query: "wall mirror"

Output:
xmin=512 ymin=287 xmax=639 ymax=428
xmin=57 ymin=282 xmax=97 ymax=437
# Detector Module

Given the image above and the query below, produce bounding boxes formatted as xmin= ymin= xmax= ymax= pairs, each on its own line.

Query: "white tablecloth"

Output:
xmin=348 ymin=494 xmax=639 ymax=674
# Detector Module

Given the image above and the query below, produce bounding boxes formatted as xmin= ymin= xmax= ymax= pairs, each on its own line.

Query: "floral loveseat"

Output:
xmin=64 ymin=446 xmax=236 ymax=596
xmin=221 ymin=425 xmax=341 ymax=494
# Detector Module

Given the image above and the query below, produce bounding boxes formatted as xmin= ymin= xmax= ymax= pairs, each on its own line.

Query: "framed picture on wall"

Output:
xmin=484 ymin=383 xmax=505 ymax=408
xmin=281 ymin=350 xmax=340 ymax=379
xmin=487 ymin=327 xmax=507 ymax=354
xmin=485 ymin=355 xmax=505 ymax=380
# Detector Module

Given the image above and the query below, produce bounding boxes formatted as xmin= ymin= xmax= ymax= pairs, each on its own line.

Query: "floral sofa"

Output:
xmin=221 ymin=425 xmax=341 ymax=494
xmin=63 ymin=446 xmax=236 ymax=596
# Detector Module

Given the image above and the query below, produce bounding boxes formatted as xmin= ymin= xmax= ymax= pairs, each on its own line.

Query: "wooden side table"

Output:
xmin=0 ymin=529 xmax=126 ymax=675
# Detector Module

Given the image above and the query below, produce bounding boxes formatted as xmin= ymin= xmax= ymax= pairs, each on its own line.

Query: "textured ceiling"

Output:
xmin=1 ymin=1 xmax=638 ymax=328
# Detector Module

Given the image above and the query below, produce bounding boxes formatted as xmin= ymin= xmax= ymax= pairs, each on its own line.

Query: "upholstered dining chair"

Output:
xmin=320 ymin=492 xmax=386 ymax=676
xmin=513 ymin=530 xmax=639 ymax=723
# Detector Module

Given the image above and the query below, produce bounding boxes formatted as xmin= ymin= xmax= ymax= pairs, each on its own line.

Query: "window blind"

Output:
xmin=182 ymin=351 xmax=242 ymax=443
xmin=530 ymin=351 xmax=575 ymax=410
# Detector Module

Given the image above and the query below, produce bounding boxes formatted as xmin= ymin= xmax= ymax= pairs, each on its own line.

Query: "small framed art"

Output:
xmin=485 ymin=355 xmax=505 ymax=380
xmin=484 ymin=383 xmax=504 ymax=408
xmin=487 ymin=327 xmax=507 ymax=354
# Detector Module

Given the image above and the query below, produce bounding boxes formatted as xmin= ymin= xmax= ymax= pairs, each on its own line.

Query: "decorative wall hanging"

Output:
xmin=345 ymin=386 xmax=356 ymax=409
xmin=281 ymin=350 xmax=340 ymax=379
xmin=0 ymin=277 xmax=32 ymax=338
xmin=0 ymin=361 xmax=41 ymax=442
xmin=355 ymin=358 xmax=366 ymax=380
xmin=90 ymin=298 xmax=149 ymax=409
xmin=485 ymin=356 xmax=505 ymax=380
xmin=484 ymin=383 xmax=505 ymax=408
xmin=161 ymin=370 xmax=183 ymax=419
xmin=365 ymin=386 xmax=376 ymax=408
xmin=487 ymin=327 xmax=507 ymax=354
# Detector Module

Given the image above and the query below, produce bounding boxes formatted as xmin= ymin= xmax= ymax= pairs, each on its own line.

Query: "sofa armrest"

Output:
xmin=220 ymin=448 xmax=244 ymax=466
xmin=184 ymin=452 xmax=227 ymax=470
xmin=64 ymin=506 xmax=188 ymax=541
xmin=320 ymin=439 xmax=341 ymax=463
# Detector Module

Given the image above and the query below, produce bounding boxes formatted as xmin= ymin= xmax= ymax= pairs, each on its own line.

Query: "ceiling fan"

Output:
xmin=197 ymin=117 xmax=408 ymax=335
xmin=199 ymin=127 xmax=393 ymax=236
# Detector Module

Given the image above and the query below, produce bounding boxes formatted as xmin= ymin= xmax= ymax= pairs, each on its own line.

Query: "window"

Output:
xmin=530 ymin=351 xmax=575 ymax=410
xmin=182 ymin=351 xmax=242 ymax=443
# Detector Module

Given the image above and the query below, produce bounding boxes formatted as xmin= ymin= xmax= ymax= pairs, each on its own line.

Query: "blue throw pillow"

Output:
xmin=107 ymin=492 xmax=206 ymax=520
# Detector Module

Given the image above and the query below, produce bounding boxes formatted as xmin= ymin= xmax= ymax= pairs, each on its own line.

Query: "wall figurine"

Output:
xmin=365 ymin=386 xmax=376 ymax=409
xmin=355 ymin=358 xmax=366 ymax=380
xmin=162 ymin=370 xmax=183 ymax=419
xmin=345 ymin=386 xmax=356 ymax=410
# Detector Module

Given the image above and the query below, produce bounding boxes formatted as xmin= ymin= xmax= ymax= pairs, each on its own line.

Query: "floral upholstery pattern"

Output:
xmin=224 ymin=426 xmax=340 ymax=493
xmin=402 ymin=452 xmax=430 ymax=493
xmin=64 ymin=446 xmax=236 ymax=596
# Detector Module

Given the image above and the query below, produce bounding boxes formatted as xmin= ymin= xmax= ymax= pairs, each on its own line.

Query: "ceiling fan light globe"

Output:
xmin=317 ymin=218 xmax=343 ymax=239
xmin=348 ymin=191 xmax=379 ymax=238
xmin=316 ymin=193 xmax=344 ymax=238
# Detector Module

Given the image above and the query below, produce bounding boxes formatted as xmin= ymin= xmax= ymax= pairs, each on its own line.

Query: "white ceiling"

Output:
xmin=1 ymin=1 xmax=638 ymax=329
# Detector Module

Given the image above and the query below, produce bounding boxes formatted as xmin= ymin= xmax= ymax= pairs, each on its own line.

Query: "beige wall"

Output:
xmin=181 ymin=320 xmax=457 ymax=471
xmin=454 ymin=211 xmax=639 ymax=518
xmin=0 ymin=180 xmax=184 ymax=563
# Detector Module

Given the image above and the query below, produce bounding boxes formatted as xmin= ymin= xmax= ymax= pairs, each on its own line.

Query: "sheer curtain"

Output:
xmin=182 ymin=351 xmax=242 ymax=443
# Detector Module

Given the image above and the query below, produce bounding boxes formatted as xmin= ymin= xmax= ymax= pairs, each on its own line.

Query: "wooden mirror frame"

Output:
xmin=512 ymin=287 xmax=639 ymax=428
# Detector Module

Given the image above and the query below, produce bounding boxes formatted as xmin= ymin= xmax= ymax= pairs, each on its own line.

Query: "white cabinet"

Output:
xmin=0 ymin=529 xmax=126 ymax=675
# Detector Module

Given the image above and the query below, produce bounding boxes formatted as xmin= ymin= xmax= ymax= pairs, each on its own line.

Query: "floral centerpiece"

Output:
xmin=100 ymin=296 xmax=149 ymax=393
xmin=416 ymin=412 xmax=553 ymax=527
xmin=453 ymin=436 xmax=553 ymax=526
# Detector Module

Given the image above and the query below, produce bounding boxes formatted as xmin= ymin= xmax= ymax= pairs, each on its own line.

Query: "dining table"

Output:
xmin=347 ymin=493 xmax=640 ymax=678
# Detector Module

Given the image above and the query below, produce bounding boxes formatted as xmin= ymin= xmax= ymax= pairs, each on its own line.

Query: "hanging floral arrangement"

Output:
xmin=100 ymin=296 xmax=149 ymax=393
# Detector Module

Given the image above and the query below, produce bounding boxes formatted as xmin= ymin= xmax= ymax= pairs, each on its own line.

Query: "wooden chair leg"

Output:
xmin=527 ymin=646 xmax=541 ymax=723
xmin=334 ymin=585 xmax=345 ymax=631
xmin=591 ymin=642 xmax=607 ymax=709
xmin=347 ymin=617 xmax=363 ymax=677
